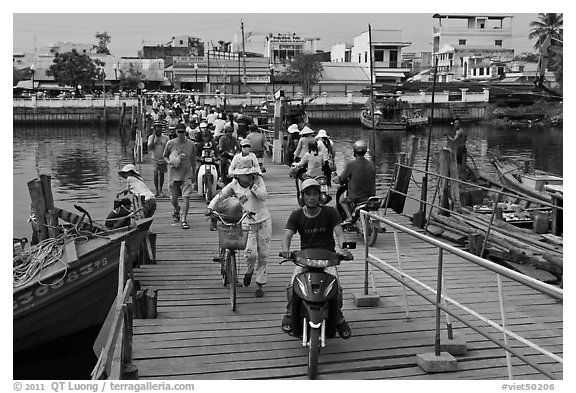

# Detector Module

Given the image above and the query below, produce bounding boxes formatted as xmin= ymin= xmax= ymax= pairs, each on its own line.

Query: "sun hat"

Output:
xmin=240 ymin=139 xmax=251 ymax=147
xmin=300 ymin=178 xmax=321 ymax=193
xmin=316 ymin=129 xmax=329 ymax=139
xmin=200 ymin=122 xmax=208 ymax=128
xmin=119 ymin=164 xmax=140 ymax=176
xmin=299 ymin=126 xmax=314 ymax=136
xmin=287 ymin=124 xmax=300 ymax=134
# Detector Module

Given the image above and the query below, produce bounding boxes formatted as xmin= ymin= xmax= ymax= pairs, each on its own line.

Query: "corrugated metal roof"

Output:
xmin=319 ymin=63 xmax=369 ymax=83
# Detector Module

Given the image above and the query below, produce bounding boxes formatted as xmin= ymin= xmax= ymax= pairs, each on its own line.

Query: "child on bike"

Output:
xmin=205 ymin=161 xmax=271 ymax=297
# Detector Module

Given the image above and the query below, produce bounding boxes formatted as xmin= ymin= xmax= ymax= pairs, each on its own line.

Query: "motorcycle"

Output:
xmin=290 ymin=164 xmax=331 ymax=207
xmin=219 ymin=151 xmax=235 ymax=186
xmin=335 ymin=182 xmax=384 ymax=247
xmin=279 ymin=242 xmax=356 ymax=380
xmin=197 ymin=144 xmax=219 ymax=202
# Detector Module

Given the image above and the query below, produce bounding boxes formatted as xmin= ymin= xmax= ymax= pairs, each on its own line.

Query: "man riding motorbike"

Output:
xmin=281 ymin=178 xmax=352 ymax=339
xmin=217 ymin=124 xmax=240 ymax=184
xmin=334 ymin=140 xmax=376 ymax=224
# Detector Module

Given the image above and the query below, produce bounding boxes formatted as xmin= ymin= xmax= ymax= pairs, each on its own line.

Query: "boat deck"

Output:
xmin=131 ymin=157 xmax=562 ymax=380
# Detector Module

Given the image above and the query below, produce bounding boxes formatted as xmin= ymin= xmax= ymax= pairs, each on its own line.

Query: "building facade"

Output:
xmin=432 ymin=14 xmax=515 ymax=81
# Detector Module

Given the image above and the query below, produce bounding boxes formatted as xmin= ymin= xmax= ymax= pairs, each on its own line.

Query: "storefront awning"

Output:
xmin=376 ymin=72 xmax=406 ymax=78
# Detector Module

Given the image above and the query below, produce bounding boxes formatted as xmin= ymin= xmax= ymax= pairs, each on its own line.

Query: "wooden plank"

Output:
xmin=125 ymin=157 xmax=562 ymax=380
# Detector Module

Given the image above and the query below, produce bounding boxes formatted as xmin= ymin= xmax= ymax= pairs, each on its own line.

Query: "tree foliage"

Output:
xmin=529 ymin=13 xmax=563 ymax=84
xmin=95 ymin=31 xmax=111 ymax=55
xmin=117 ymin=63 xmax=146 ymax=90
xmin=286 ymin=53 xmax=323 ymax=95
xmin=528 ymin=13 xmax=563 ymax=51
xmin=47 ymin=49 xmax=104 ymax=94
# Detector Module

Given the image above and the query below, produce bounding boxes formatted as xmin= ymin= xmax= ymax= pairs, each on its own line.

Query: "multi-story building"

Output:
xmin=351 ymin=30 xmax=412 ymax=83
xmin=432 ymin=13 xmax=515 ymax=81
xmin=241 ymin=32 xmax=319 ymax=65
xmin=139 ymin=36 xmax=204 ymax=65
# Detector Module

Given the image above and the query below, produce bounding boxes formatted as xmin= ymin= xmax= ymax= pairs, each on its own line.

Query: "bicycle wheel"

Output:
xmin=226 ymin=250 xmax=237 ymax=311
xmin=220 ymin=249 xmax=228 ymax=286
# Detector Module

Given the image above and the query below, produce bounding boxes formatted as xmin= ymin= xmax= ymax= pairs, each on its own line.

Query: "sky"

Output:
xmin=11 ymin=6 xmax=545 ymax=58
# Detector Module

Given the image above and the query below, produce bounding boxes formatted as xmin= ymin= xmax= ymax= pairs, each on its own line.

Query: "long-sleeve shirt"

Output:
xmin=208 ymin=176 xmax=270 ymax=224
xmin=228 ymin=152 xmax=262 ymax=176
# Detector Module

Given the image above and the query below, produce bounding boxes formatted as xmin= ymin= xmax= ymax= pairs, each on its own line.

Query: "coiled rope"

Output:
xmin=13 ymin=227 xmax=89 ymax=289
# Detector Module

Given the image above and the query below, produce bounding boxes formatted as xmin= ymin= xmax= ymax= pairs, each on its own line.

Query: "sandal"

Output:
xmin=281 ymin=314 xmax=292 ymax=333
xmin=172 ymin=210 xmax=180 ymax=222
xmin=181 ymin=221 xmax=190 ymax=230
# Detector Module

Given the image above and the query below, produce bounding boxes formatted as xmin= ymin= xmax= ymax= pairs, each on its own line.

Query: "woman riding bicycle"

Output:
xmin=205 ymin=160 xmax=271 ymax=297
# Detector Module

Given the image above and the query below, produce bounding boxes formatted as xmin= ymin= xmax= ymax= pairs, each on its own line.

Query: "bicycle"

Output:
xmin=210 ymin=210 xmax=254 ymax=311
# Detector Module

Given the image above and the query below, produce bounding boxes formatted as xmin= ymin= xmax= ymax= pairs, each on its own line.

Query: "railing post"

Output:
xmin=497 ymin=273 xmax=514 ymax=379
xmin=434 ymin=247 xmax=444 ymax=356
xmin=361 ymin=211 xmax=369 ymax=296
xmin=393 ymin=229 xmax=411 ymax=318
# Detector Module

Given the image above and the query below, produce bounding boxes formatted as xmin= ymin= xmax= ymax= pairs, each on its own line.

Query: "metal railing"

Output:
xmin=357 ymin=181 xmax=563 ymax=379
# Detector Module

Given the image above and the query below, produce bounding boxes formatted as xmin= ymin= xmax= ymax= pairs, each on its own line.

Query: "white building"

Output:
xmin=331 ymin=30 xmax=411 ymax=83
xmin=432 ymin=14 xmax=515 ymax=81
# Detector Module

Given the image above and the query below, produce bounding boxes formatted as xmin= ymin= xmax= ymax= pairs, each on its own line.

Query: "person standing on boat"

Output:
xmin=163 ymin=123 xmax=197 ymax=230
xmin=447 ymin=119 xmax=467 ymax=173
xmin=117 ymin=164 xmax=157 ymax=218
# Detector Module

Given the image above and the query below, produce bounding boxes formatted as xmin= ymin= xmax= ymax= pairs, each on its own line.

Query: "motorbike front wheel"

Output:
xmin=308 ymin=327 xmax=321 ymax=379
xmin=205 ymin=179 xmax=213 ymax=202
xmin=368 ymin=219 xmax=378 ymax=247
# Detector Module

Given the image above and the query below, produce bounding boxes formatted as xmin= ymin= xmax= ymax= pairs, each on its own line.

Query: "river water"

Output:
xmin=12 ymin=121 xmax=562 ymax=378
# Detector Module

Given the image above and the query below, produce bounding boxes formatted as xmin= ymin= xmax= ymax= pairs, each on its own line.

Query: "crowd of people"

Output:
xmin=116 ymin=93 xmax=378 ymax=338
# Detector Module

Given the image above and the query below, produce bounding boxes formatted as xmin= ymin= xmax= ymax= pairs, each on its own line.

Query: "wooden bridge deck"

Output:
xmin=131 ymin=156 xmax=563 ymax=380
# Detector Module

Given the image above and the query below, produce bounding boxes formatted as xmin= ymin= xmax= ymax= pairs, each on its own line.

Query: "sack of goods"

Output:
xmin=215 ymin=196 xmax=243 ymax=221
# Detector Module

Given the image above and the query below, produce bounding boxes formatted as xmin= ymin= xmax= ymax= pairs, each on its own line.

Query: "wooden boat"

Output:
xmin=490 ymin=155 xmax=563 ymax=204
xmin=405 ymin=110 xmax=429 ymax=128
xmin=360 ymin=108 xmax=407 ymax=130
xmin=13 ymin=208 xmax=152 ymax=354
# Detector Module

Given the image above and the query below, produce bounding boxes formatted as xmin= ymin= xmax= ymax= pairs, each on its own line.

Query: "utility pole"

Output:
xmin=241 ymin=20 xmax=247 ymax=88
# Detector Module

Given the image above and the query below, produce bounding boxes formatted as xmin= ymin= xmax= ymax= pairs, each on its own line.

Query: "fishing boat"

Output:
xmin=489 ymin=154 xmax=563 ymax=204
xmin=405 ymin=109 xmax=429 ymax=128
xmin=359 ymin=93 xmax=413 ymax=131
xmin=13 ymin=207 xmax=152 ymax=354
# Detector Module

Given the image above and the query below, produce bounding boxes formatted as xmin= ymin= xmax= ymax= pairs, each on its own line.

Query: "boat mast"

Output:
xmin=419 ymin=57 xmax=439 ymax=221
xmin=368 ymin=24 xmax=376 ymax=162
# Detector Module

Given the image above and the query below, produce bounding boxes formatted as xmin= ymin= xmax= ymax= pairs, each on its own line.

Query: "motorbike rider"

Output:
xmin=228 ymin=139 xmax=262 ymax=177
xmin=334 ymin=140 xmax=376 ymax=224
xmin=218 ymin=124 xmax=240 ymax=184
xmin=246 ymin=123 xmax=267 ymax=173
xmin=280 ymin=178 xmax=352 ymax=339
xmin=292 ymin=126 xmax=315 ymax=163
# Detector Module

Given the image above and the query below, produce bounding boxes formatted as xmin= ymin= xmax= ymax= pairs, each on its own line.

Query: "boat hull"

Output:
xmin=492 ymin=159 xmax=562 ymax=204
xmin=13 ymin=218 xmax=152 ymax=354
xmin=359 ymin=113 xmax=407 ymax=130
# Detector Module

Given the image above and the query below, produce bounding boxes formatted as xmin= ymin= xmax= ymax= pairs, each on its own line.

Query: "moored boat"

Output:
xmin=489 ymin=154 xmax=563 ymax=204
xmin=13 ymin=209 xmax=152 ymax=354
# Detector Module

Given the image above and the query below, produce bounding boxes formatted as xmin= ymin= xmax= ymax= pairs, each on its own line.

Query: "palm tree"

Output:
xmin=528 ymin=13 xmax=563 ymax=51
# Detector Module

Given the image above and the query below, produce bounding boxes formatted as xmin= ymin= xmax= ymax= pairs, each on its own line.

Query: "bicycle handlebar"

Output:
xmin=210 ymin=210 xmax=255 ymax=226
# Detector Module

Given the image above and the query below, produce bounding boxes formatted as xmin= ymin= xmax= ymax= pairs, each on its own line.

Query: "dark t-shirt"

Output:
xmin=339 ymin=157 xmax=376 ymax=202
xmin=285 ymin=206 xmax=342 ymax=251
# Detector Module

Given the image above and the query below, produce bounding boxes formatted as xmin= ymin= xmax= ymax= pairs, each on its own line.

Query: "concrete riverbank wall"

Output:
xmin=13 ymin=94 xmax=489 ymax=125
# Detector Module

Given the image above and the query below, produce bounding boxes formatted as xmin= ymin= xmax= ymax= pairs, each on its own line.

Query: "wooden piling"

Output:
xmin=388 ymin=136 xmax=420 ymax=214
xmin=27 ymin=179 xmax=49 ymax=242
xmin=144 ymin=287 xmax=158 ymax=319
